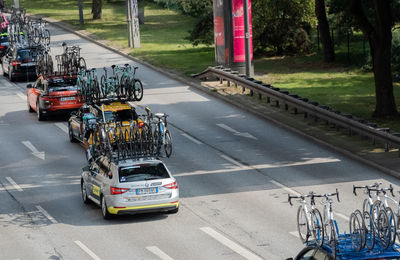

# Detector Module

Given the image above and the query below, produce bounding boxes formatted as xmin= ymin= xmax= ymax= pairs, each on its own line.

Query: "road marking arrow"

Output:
xmin=217 ymin=123 xmax=257 ymax=140
xmin=22 ymin=141 xmax=45 ymax=160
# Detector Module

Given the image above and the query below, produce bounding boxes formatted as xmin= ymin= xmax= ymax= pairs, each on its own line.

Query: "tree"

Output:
xmin=348 ymin=0 xmax=398 ymax=117
xmin=315 ymin=0 xmax=335 ymax=62
xmin=92 ymin=0 xmax=102 ymax=20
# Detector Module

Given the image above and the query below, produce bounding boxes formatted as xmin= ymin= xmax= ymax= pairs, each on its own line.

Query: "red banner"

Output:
xmin=232 ymin=0 xmax=253 ymax=62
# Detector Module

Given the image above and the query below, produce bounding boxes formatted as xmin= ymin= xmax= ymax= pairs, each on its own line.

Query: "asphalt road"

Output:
xmin=0 ymin=24 xmax=399 ymax=260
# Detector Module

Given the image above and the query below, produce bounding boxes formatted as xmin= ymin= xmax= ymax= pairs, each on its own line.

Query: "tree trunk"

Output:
xmin=350 ymin=0 xmax=398 ymax=117
xmin=92 ymin=0 xmax=102 ymax=20
xmin=315 ymin=0 xmax=335 ymax=62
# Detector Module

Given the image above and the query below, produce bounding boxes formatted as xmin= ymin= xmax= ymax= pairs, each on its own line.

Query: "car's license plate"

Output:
xmin=136 ymin=188 xmax=158 ymax=195
xmin=60 ymin=97 xmax=75 ymax=101
xmin=21 ymin=62 xmax=36 ymax=66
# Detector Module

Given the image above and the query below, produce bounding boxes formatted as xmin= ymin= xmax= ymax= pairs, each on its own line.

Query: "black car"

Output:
xmin=2 ymin=45 xmax=39 ymax=81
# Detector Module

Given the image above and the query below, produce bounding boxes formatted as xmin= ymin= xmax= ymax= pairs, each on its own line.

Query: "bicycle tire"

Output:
xmin=164 ymin=129 xmax=172 ymax=158
xmin=296 ymin=205 xmax=309 ymax=243
xmin=350 ymin=212 xmax=363 ymax=251
xmin=134 ymin=79 xmax=143 ymax=101
xmin=378 ymin=210 xmax=391 ymax=249
xmin=385 ymin=206 xmax=397 ymax=246
xmin=153 ymin=129 xmax=161 ymax=156
xmin=363 ymin=198 xmax=371 ymax=215
xmin=372 ymin=200 xmax=383 ymax=236
xmin=79 ymin=57 xmax=86 ymax=70
xmin=100 ymin=75 xmax=107 ymax=99
xmin=44 ymin=29 xmax=50 ymax=45
xmin=311 ymin=209 xmax=324 ymax=247
xmin=329 ymin=220 xmax=337 ymax=255
xmin=363 ymin=211 xmax=375 ymax=250
xmin=354 ymin=209 xmax=366 ymax=249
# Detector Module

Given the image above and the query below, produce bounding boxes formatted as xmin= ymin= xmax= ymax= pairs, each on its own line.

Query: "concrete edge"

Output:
xmin=42 ymin=16 xmax=400 ymax=179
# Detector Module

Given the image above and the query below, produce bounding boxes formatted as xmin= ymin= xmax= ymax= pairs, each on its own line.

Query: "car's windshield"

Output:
xmin=119 ymin=163 xmax=170 ymax=182
xmin=48 ymin=80 xmax=77 ymax=92
xmin=114 ymin=109 xmax=136 ymax=121
xmin=17 ymin=49 xmax=38 ymax=61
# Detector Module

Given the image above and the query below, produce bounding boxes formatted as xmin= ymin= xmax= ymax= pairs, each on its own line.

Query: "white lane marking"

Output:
xmin=200 ymin=227 xmax=263 ymax=260
xmin=16 ymin=92 xmax=26 ymax=101
xmin=216 ymin=123 xmax=257 ymax=140
xmin=269 ymin=180 xmax=301 ymax=196
xmin=219 ymin=154 xmax=246 ymax=168
xmin=74 ymin=240 xmax=101 ymax=260
xmin=22 ymin=141 xmax=45 ymax=160
xmin=5 ymin=177 xmax=23 ymax=191
xmin=181 ymin=133 xmax=203 ymax=145
xmin=335 ymin=212 xmax=350 ymax=221
xmin=36 ymin=205 xmax=58 ymax=224
xmin=55 ymin=122 xmax=68 ymax=133
xmin=289 ymin=231 xmax=300 ymax=238
xmin=146 ymin=246 xmax=174 ymax=260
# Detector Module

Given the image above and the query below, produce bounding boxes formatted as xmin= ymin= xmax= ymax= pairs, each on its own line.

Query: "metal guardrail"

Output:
xmin=193 ymin=66 xmax=400 ymax=153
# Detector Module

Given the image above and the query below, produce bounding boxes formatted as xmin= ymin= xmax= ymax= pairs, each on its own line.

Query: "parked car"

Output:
xmin=81 ymin=155 xmax=179 ymax=219
xmin=2 ymin=45 xmax=39 ymax=81
xmin=0 ymin=33 xmax=9 ymax=59
xmin=27 ymin=74 xmax=84 ymax=120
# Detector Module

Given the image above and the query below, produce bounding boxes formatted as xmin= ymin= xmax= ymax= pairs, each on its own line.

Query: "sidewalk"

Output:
xmin=39 ymin=14 xmax=400 ymax=179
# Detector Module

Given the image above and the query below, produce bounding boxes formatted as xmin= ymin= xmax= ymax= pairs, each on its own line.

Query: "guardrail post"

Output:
xmin=219 ymin=78 xmax=223 ymax=84
xmin=294 ymin=108 xmax=298 ymax=114
xmin=227 ymin=80 xmax=231 ymax=86
xmin=250 ymin=90 xmax=253 ymax=96
xmin=285 ymin=104 xmax=288 ymax=111
xmin=275 ymin=100 xmax=279 ymax=107
xmin=258 ymin=93 xmax=262 ymax=100
xmin=242 ymin=86 xmax=246 ymax=93
xmin=266 ymin=97 xmax=270 ymax=103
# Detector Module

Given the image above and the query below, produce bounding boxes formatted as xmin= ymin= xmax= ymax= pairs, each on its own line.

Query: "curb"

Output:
xmin=43 ymin=16 xmax=400 ymax=179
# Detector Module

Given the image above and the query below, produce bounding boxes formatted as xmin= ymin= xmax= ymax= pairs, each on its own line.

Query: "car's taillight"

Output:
xmin=138 ymin=122 xmax=144 ymax=128
xmin=12 ymin=61 xmax=21 ymax=66
xmin=163 ymin=181 xmax=178 ymax=189
xmin=110 ymin=186 xmax=130 ymax=195
xmin=0 ymin=45 xmax=5 ymax=49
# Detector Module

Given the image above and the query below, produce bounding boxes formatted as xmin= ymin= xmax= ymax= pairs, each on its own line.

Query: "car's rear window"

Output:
xmin=17 ymin=49 xmax=38 ymax=61
xmin=119 ymin=163 xmax=170 ymax=182
xmin=114 ymin=109 xmax=137 ymax=121
xmin=48 ymin=79 xmax=77 ymax=92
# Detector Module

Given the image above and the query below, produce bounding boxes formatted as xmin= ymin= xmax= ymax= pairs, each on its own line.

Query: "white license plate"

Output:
xmin=20 ymin=62 xmax=36 ymax=66
xmin=60 ymin=97 xmax=75 ymax=101
xmin=136 ymin=187 xmax=158 ymax=195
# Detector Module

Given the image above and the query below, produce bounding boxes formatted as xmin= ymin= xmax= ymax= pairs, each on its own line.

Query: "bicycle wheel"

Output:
xmin=296 ymin=206 xmax=309 ymax=243
xmin=372 ymin=200 xmax=383 ymax=235
xmin=79 ymin=57 xmax=86 ymax=70
xmin=385 ymin=206 xmax=397 ymax=246
xmin=350 ymin=212 xmax=363 ymax=251
xmin=164 ymin=129 xmax=172 ymax=158
xmin=363 ymin=211 xmax=375 ymax=250
xmin=311 ymin=209 xmax=324 ymax=247
xmin=378 ymin=210 xmax=391 ymax=249
xmin=329 ymin=220 xmax=337 ymax=255
xmin=44 ymin=29 xmax=50 ymax=45
xmin=33 ymin=28 xmax=39 ymax=44
xmin=354 ymin=209 xmax=366 ymax=249
xmin=134 ymin=79 xmax=143 ymax=101
xmin=153 ymin=129 xmax=161 ymax=156
xmin=363 ymin=199 xmax=372 ymax=215
xmin=100 ymin=75 xmax=107 ymax=99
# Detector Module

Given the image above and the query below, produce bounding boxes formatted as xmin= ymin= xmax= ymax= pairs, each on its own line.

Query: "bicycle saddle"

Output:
xmin=154 ymin=113 xmax=165 ymax=118
xmin=111 ymin=65 xmax=116 ymax=69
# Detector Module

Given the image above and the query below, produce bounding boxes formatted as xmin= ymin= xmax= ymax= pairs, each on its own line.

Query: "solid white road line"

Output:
xmin=55 ymin=122 xmax=69 ymax=134
xmin=16 ymin=92 xmax=26 ymax=101
xmin=181 ymin=133 xmax=203 ymax=145
xmin=269 ymin=180 xmax=301 ymax=196
xmin=74 ymin=241 xmax=101 ymax=260
xmin=146 ymin=246 xmax=174 ymax=260
xmin=5 ymin=177 xmax=23 ymax=191
xmin=36 ymin=205 xmax=58 ymax=224
xmin=335 ymin=212 xmax=350 ymax=221
xmin=219 ymin=154 xmax=246 ymax=168
xmin=216 ymin=123 xmax=257 ymax=140
xmin=200 ymin=227 xmax=263 ymax=260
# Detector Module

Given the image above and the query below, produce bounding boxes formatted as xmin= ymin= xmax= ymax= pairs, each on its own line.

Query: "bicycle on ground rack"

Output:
xmin=288 ymin=192 xmax=325 ymax=247
xmin=320 ymin=189 xmax=340 ymax=253
xmin=353 ymin=183 xmax=397 ymax=250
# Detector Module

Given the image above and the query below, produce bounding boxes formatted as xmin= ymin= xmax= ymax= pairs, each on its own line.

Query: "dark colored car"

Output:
xmin=27 ymin=75 xmax=84 ymax=120
xmin=2 ymin=45 xmax=39 ymax=81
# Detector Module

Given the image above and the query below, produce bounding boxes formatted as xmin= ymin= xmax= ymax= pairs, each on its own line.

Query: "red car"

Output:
xmin=27 ymin=75 xmax=84 ymax=120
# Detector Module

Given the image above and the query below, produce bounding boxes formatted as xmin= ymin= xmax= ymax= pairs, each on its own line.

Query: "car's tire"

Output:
xmin=27 ymin=98 xmax=34 ymax=112
xmin=81 ymin=181 xmax=90 ymax=204
xmin=167 ymin=206 xmax=179 ymax=214
xmin=68 ymin=123 xmax=77 ymax=143
xmin=37 ymin=101 xmax=46 ymax=121
xmin=101 ymin=195 xmax=112 ymax=219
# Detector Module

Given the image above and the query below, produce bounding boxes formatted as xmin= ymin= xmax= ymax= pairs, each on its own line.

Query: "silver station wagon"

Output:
xmin=81 ymin=155 xmax=179 ymax=219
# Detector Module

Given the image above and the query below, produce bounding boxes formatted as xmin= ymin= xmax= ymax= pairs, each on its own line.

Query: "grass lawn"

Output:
xmin=6 ymin=0 xmax=400 ymax=131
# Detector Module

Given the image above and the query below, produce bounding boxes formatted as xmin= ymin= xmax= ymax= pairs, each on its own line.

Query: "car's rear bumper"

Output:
xmin=108 ymin=201 xmax=179 ymax=215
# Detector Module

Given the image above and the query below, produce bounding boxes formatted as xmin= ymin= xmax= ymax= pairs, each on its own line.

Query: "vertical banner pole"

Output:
xmin=243 ymin=0 xmax=251 ymax=77
xmin=130 ymin=0 xmax=140 ymax=48
xmin=14 ymin=0 xmax=19 ymax=8
xmin=126 ymin=0 xmax=132 ymax=47
xmin=78 ymin=0 xmax=84 ymax=26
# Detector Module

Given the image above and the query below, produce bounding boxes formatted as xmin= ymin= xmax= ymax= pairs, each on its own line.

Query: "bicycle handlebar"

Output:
xmin=353 ymin=182 xmax=382 ymax=196
xmin=322 ymin=188 xmax=340 ymax=203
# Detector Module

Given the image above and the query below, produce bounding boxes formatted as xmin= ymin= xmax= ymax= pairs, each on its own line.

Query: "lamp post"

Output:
xmin=78 ymin=0 xmax=84 ymax=26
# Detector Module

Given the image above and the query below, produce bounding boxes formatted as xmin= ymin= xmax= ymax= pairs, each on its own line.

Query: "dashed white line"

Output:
xmin=74 ymin=240 xmax=101 ymax=260
xmin=289 ymin=231 xmax=300 ymax=238
xmin=335 ymin=212 xmax=350 ymax=221
xmin=200 ymin=227 xmax=263 ymax=260
xmin=181 ymin=133 xmax=203 ymax=145
xmin=5 ymin=177 xmax=23 ymax=191
xmin=16 ymin=92 xmax=26 ymax=101
xmin=219 ymin=154 xmax=246 ymax=168
xmin=36 ymin=205 xmax=58 ymax=224
xmin=146 ymin=246 xmax=174 ymax=260
xmin=269 ymin=180 xmax=300 ymax=196
xmin=55 ymin=122 xmax=69 ymax=134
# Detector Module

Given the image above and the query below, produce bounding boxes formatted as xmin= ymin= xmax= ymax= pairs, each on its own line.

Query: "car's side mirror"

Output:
xmin=82 ymin=165 xmax=90 ymax=172
xmin=27 ymin=84 xmax=32 ymax=89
